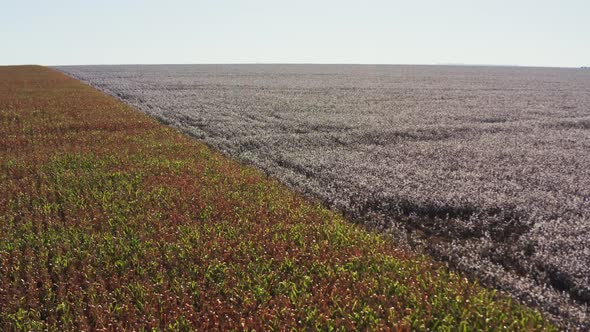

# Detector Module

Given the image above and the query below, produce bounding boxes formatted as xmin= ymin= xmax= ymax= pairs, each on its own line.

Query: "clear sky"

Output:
xmin=2 ymin=0 xmax=589 ymax=67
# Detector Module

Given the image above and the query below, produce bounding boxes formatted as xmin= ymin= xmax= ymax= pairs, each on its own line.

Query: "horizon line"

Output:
xmin=39 ymin=62 xmax=586 ymax=69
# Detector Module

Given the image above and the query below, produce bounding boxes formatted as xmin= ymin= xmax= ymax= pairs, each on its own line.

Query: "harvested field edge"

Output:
xmin=0 ymin=65 xmax=555 ymax=330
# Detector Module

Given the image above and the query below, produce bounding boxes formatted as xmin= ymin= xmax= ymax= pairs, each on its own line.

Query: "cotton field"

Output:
xmin=58 ymin=64 xmax=590 ymax=326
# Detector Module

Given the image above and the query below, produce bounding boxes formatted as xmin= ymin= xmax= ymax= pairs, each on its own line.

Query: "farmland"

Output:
xmin=0 ymin=65 xmax=561 ymax=330
xmin=58 ymin=64 xmax=590 ymax=327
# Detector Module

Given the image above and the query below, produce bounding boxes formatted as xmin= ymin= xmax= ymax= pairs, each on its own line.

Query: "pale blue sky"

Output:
xmin=2 ymin=0 xmax=589 ymax=67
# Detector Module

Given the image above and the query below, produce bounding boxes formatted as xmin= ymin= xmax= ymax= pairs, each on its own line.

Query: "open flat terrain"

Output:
xmin=1 ymin=66 xmax=559 ymax=330
xmin=58 ymin=64 xmax=590 ymax=327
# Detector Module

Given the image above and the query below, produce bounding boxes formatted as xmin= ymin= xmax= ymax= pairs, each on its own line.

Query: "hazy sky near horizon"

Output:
xmin=2 ymin=0 xmax=589 ymax=67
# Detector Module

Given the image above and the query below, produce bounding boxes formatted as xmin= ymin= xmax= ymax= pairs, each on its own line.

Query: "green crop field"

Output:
xmin=0 ymin=66 xmax=555 ymax=330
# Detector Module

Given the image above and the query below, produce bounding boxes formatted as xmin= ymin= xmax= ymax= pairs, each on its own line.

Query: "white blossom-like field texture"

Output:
xmin=58 ymin=64 xmax=590 ymax=326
